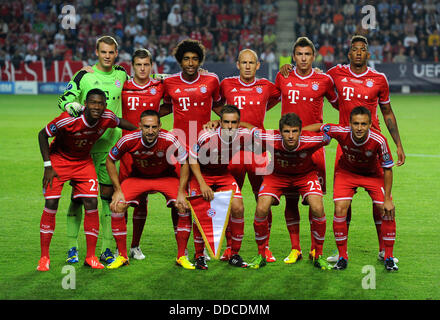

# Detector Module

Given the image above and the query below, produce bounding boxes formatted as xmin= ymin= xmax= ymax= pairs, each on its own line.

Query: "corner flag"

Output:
xmin=187 ymin=190 xmax=234 ymax=259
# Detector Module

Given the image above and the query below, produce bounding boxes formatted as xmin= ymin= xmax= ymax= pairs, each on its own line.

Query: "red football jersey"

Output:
xmin=327 ymin=64 xmax=390 ymax=130
xmin=46 ymin=111 xmax=119 ymax=161
xmin=108 ymin=129 xmax=187 ymax=178
xmin=163 ymin=72 xmax=221 ymax=146
xmin=254 ymin=129 xmax=330 ymax=175
xmin=321 ymin=123 xmax=394 ymax=176
xmin=275 ymin=68 xmax=338 ymax=126
xmin=190 ymin=127 xmax=253 ymax=175
xmin=121 ymin=78 xmax=164 ymax=135
xmin=220 ymin=76 xmax=280 ymax=129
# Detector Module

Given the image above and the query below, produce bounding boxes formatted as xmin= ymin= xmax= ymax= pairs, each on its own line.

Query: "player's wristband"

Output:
xmin=44 ymin=161 xmax=52 ymax=168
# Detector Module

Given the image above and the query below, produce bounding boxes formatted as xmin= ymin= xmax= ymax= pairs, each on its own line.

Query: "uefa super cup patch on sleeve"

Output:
xmin=49 ymin=124 xmax=57 ymax=134
xmin=111 ymin=146 xmax=119 ymax=156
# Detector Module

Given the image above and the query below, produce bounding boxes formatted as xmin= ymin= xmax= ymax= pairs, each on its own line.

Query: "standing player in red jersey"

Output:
xmin=105 ymin=110 xmax=195 ymax=270
xmin=119 ymin=49 xmax=166 ymax=261
xmin=215 ymin=49 xmax=281 ymax=262
xmin=245 ymin=113 xmax=332 ymax=270
xmin=37 ymin=88 xmax=137 ymax=271
xmin=160 ymin=39 xmax=223 ymax=262
xmin=161 ymin=39 xmax=223 ymax=151
xmin=275 ymin=37 xmax=338 ymax=264
xmin=324 ymin=35 xmax=404 ymax=263
xmin=186 ymin=105 xmax=251 ymax=269
xmin=318 ymin=107 xmax=398 ymax=271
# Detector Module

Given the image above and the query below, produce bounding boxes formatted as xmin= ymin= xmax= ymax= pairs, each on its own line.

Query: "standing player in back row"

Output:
xmin=280 ymin=35 xmax=405 ymax=264
xmin=58 ymin=36 xmax=128 ymax=265
xmin=325 ymin=35 xmax=404 ymax=263
xmin=216 ymin=49 xmax=281 ymax=262
xmin=160 ymin=39 xmax=223 ymax=262
xmin=275 ymin=37 xmax=338 ymax=264
xmin=119 ymin=48 xmax=165 ymax=261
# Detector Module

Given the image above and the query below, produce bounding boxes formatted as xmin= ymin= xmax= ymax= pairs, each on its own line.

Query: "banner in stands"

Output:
xmin=372 ymin=62 xmax=440 ymax=92
xmin=1 ymin=60 xmax=438 ymax=93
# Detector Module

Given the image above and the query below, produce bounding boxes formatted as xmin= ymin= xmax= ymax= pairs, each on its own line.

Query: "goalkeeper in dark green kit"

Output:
xmin=58 ymin=36 xmax=128 ymax=265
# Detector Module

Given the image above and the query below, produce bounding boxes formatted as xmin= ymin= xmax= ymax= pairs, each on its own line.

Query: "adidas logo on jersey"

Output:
xmin=231 ymin=88 xmax=238 ymax=92
xmin=175 ymin=89 xmax=181 ymax=93
xmin=286 ymin=82 xmax=292 ymax=87
xmin=342 ymin=78 xmax=348 ymax=82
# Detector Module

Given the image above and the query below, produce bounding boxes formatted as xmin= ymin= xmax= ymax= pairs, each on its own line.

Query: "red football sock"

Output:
xmin=254 ymin=215 xmax=268 ymax=257
xmin=176 ymin=210 xmax=192 ymax=258
xmin=373 ymin=205 xmax=384 ymax=251
xmin=111 ymin=212 xmax=127 ymax=258
xmin=285 ymin=204 xmax=301 ymax=250
xmin=40 ymin=207 xmax=57 ymax=258
xmin=381 ymin=215 xmax=396 ymax=259
xmin=333 ymin=215 xmax=348 ymax=259
xmin=225 ymin=216 xmax=232 ymax=248
xmin=230 ymin=217 xmax=244 ymax=255
xmin=346 ymin=205 xmax=352 ymax=232
xmin=311 ymin=215 xmax=327 ymax=257
xmin=266 ymin=209 xmax=272 ymax=248
xmin=193 ymin=221 xmax=205 ymax=258
xmin=308 ymin=209 xmax=316 ymax=252
xmin=131 ymin=202 xmax=147 ymax=248
xmin=84 ymin=209 xmax=99 ymax=258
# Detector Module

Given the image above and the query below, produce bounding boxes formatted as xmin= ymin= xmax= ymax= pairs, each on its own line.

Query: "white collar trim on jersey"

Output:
xmin=282 ymin=137 xmax=300 ymax=152
xmin=131 ymin=79 xmax=151 ymax=89
xmin=81 ymin=114 xmax=98 ymax=128
xmin=217 ymin=127 xmax=239 ymax=144
xmin=293 ymin=67 xmax=314 ymax=80
xmin=141 ymin=135 xmax=158 ymax=148
xmin=238 ymin=77 xmax=256 ymax=87
xmin=350 ymin=129 xmax=371 ymax=146
xmin=179 ymin=71 xmax=200 ymax=84
xmin=348 ymin=65 xmax=370 ymax=78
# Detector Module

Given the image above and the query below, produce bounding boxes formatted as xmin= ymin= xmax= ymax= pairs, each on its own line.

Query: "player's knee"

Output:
xmin=231 ymin=199 xmax=244 ymax=218
xmin=44 ymin=199 xmax=59 ymax=211
xmin=99 ymin=184 xmax=114 ymax=198
xmin=82 ymin=197 xmax=98 ymax=210
xmin=309 ymin=198 xmax=325 ymax=217
xmin=255 ymin=199 xmax=271 ymax=218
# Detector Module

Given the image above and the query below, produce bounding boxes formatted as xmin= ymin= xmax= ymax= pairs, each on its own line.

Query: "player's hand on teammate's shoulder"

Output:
xmin=280 ymin=64 xmax=293 ymax=78
xmin=80 ymin=65 xmax=94 ymax=73
xmin=203 ymin=120 xmax=220 ymax=131
xmin=65 ymin=102 xmax=85 ymax=117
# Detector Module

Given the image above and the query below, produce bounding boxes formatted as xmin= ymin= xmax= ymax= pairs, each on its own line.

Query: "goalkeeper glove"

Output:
xmin=65 ymin=102 xmax=84 ymax=117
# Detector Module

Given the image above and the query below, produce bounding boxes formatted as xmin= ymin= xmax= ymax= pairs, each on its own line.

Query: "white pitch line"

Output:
xmin=406 ymin=154 xmax=440 ymax=158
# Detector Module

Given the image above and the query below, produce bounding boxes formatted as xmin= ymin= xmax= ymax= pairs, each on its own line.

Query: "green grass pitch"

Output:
xmin=0 ymin=94 xmax=439 ymax=301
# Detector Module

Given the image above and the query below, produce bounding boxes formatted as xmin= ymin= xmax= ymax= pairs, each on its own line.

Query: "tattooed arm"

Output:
xmin=379 ymin=102 xmax=405 ymax=166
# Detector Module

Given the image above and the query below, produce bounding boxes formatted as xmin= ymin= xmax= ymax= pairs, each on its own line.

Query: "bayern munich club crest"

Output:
xmin=256 ymin=86 xmax=263 ymax=94
xmin=366 ymin=79 xmax=374 ymax=88
xmin=200 ymin=85 xmax=207 ymax=93
xmin=311 ymin=82 xmax=319 ymax=91
xmin=115 ymin=79 xmax=121 ymax=88
xmin=207 ymin=208 xmax=216 ymax=217
xmin=150 ymin=88 xmax=157 ymax=95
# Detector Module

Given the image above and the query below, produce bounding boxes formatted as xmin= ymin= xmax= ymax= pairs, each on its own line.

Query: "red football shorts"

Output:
xmin=333 ymin=168 xmax=386 ymax=204
xmin=258 ymin=170 xmax=323 ymax=205
xmin=43 ymin=153 xmax=98 ymax=200
xmin=188 ymin=173 xmax=242 ymax=199
xmin=120 ymin=176 xmax=179 ymax=207
xmin=228 ymin=150 xmax=269 ymax=194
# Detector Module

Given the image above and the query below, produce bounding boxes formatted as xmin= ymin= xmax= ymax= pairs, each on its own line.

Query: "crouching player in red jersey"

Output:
xmin=318 ymin=106 xmax=398 ymax=271
xmin=187 ymin=105 xmax=251 ymax=269
xmin=106 ymin=110 xmax=195 ymax=269
xmin=37 ymin=88 xmax=137 ymax=271
xmin=246 ymin=112 xmax=333 ymax=270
